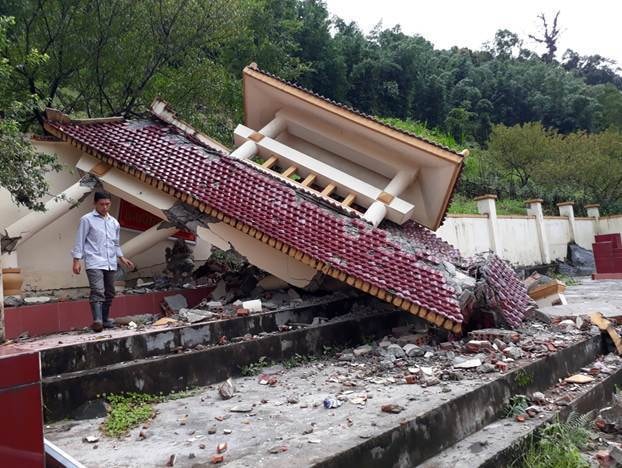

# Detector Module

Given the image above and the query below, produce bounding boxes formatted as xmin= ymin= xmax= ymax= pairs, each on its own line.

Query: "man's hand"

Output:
xmin=72 ymin=259 xmax=81 ymax=275
xmin=119 ymin=256 xmax=135 ymax=271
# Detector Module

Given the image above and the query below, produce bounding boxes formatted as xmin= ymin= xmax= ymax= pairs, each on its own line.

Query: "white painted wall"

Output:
xmin=436 ymin=216 xmax=491 ymax=257
xmin=436 ymin=212 xmax=621 ymax=267
xmin=496 ymin=217 xmax=541 ymax=265
xmin=1 ymin=141 xmax=211 ymax=292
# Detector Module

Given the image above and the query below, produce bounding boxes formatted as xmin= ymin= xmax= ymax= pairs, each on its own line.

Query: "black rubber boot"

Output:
xmin=91 ymin=302 xmax=103 ymax=332
xmin=102 ymin=303 xmax=114 ymax=329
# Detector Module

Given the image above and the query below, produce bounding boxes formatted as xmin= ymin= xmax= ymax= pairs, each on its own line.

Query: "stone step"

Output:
xmin=305 ymin=335 xmax=604 ymax=468
xmin=42 ymin=305 xmax=409 ymax=422
xmin=41 ymin=293 xmax=356 ymax=377
xmin=420 ymin=353 xmax=622 ymax=468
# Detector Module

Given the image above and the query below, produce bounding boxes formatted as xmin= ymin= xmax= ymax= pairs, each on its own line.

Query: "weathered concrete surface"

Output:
xmin=45 ymin=333 xmax=602 ymax=467
xmin=42 ymin=305 xmax=411 ymax=422
xmin=538 ymin=278 xmax=622 ymax=321
xmin=422 ymin=354 xmax=622 ymax=468
xmin=41 ymin=293 xmax=356 ymax=377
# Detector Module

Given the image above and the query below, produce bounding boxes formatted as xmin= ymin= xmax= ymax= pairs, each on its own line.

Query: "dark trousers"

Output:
xmin=86 ymin=269 xmax=116 ymax=308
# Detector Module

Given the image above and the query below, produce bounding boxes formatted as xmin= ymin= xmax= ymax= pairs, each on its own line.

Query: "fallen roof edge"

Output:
xmin=149 ymin=98 xmax=231 ymax=155
xmin=43 ymin=121 xmax=463 ymax=334
xmin=244 ymin=63 xmax=465 ymax=162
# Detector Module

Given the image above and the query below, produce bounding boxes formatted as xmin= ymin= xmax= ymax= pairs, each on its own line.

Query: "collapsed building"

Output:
xmin=6 ymin=63 xmax=533 ymax=335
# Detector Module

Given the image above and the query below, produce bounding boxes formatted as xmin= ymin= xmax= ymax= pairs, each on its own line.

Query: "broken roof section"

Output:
xmin=239 ymin=63 xmax=464 ymax=230
xmin=41 ymin=65 xmax=530 ymax=334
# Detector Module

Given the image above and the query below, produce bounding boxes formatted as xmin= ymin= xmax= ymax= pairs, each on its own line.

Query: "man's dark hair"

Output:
xmin=94 ymin=191 xmax=112 ymax=202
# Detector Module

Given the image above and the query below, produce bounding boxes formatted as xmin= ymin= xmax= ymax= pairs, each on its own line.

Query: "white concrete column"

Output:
xmin=363 ymin=170 xmax=418 ymax=227
xmin=259 ymin=116 xmax=287 ymax=139
xmin=121 ymin=223 xmax=178 ymax=259
xmin=2 ymin=175 xmax=96 ymax=251
xmin=230 ymin=117 xmax=287 ymax=161
xmin=526 ymin=198 xmax=551 ymax=264
xmin=363 ymin=201 xmax=388 ymax=227
xmin=586 ymin=203 xmax=601 ymax=235
xmin=475 ymin=194 xmax=501 ymax=254
xmin=384 ymin=170 xmax=417 ymax=197
xmin=557 ymin=201 xmax=576 ymax=242
xmin=230 ymin=140 xmax=257 ymax=160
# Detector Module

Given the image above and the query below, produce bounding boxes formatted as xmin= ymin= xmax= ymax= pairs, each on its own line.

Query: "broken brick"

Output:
xmin=236 ymin=308 xmax=250 ymax=317
xmin=211 ymin=454 xmax=224 ymax=464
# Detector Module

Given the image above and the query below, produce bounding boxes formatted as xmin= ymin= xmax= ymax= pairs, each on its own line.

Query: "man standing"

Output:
xmin=72 ymin=191 xmax=134 ymax=332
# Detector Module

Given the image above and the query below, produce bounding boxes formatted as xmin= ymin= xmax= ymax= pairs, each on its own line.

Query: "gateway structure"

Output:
xmin=3 ymin=64 xmax=531 ymax=334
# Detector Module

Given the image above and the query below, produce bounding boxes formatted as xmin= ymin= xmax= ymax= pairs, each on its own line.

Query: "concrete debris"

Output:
xmin=564 ymin=374 xmax=595 ymax=384
xmin=153 ymin=317 xmax=179 ymax=327
xmin=3 ymin=295 xmax=24 ymax=307
xmin=242 ymin=299 xmax=262 ymax=313
xmin=258 ymin=374 xmax=278 ymax=386
xmin=217 ymin=442 xmax=227 ymax=454
xmin=128 ymin=321 xmax=138 ymax=330
xmin=218 ymin=379 xmax=235 ymax=400
xmin=381 ymin=404 xmax=404 ymax=414
xmin=353 ymin=345 xmax=373 ymax=357
xmin=503 ymin=346 xmax=523 ymax=360
xmin=178 ymin=308 xmax=217 ymax=323
xmin=162 ymin=294 xmax=188 ymax=315
xmin=524 ymin=272 xmax=566 ymax=307
xmin=323 ymin=397 xmax=342 ymax=409
xmin=403 ymin=344 xmax=425 ymax=357
xmin=385 ymin=344 xmax=406 ymax=358
xmin=24 ymin=296 xmax=52 ymax=304
xmin=83 ymin=436 xmax=99 ymax=443
xmin=454 ymin=358 xmax=482 ymax=369
xmin=165 ymin=454 xmax=176 ymax=466
xmin=268 ymin=445 xmax=288 ymax=454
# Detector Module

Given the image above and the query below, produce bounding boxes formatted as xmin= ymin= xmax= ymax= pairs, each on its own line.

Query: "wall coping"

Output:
xmin=584 ymin=204 xmax=600 ymax=209
xmin=473 ymin=194 xmax=497 ymax=201
xmin=525 ymin=198 xmax=543 ymax=204
xmin=556 ymin=201 xmax=575 ymax=207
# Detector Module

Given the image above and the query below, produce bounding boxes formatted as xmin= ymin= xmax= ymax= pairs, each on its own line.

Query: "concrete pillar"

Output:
xmin=230 ymin=140 xmax=257 ymax=160
xmin=231 ymin=117 xmax=287 ymax=161
xmin=120 ymin=223 xmax=178 ymax=259
xmin=363 ymin=169 xmax=418 ymax=227
xmin=475 ymin=194 xmax=501 ymax=254
xmin=526 ymin=198 xmax=551 ymax=264
xmin=259 ymin=116 xmax=287 ymax=139
xmin=586 ymin=203 xmax=601 ymax=235
xmin=586 ymin=204 xmax=601 ymax=219
xmin=2 ymin=175 xmax=96 ymax=251
xmin=363 ymin=201 xmax=388 ymax=227
xmin=557 ymin=201 xmax=576 ymax=242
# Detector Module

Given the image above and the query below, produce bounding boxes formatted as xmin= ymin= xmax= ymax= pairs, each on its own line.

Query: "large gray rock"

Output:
xmin=163 ymin=294 xmax=188 ymax=312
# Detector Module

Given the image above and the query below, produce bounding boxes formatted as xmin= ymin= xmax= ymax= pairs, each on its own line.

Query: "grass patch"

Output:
xmin=447 ymin=195 xmax=526 ymax=215
xmin=516 ymin=412 xmax=592 ymax=468
xmin=102 ymin=389 xmax=201 ymax=437
xmin=504 ymin=394 xmax=529 ymax=417
xmin=378 ymin=117 xmax=461 ymax=151
xmin=102 ymin=393 xmax=159 ymax=437
xmin=447 ymin=195 xmax=478 ymax=214
xmin=547 ymin=270 xmax=579 ymax=286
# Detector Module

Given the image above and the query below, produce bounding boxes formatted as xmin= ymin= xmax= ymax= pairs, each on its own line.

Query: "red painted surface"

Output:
xmin=4 ymin=286 xmax=213 ymax=339
xmin=593 ymin=233 xmax=622 ymax=277
xmin=118 ymin=199 xmax=195 ymax=241
xmin=0 ymin=349 xmax=44 ymax=468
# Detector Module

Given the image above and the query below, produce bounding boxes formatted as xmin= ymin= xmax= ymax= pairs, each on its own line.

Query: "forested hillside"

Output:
xmin=1 ymin=0 xmax=621 ymax=214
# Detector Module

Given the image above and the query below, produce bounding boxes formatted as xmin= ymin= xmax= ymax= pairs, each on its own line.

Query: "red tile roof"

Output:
xmin=44 ymin=117 xmax=465 ymax=330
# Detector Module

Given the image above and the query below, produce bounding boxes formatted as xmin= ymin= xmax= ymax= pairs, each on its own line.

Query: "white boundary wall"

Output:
xmin=437 ymin=196 xmax=622 ymax=266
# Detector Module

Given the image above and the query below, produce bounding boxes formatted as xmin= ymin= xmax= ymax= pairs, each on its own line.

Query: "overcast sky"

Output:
xmin=324 ymin=1 xmax=621 ymax=66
